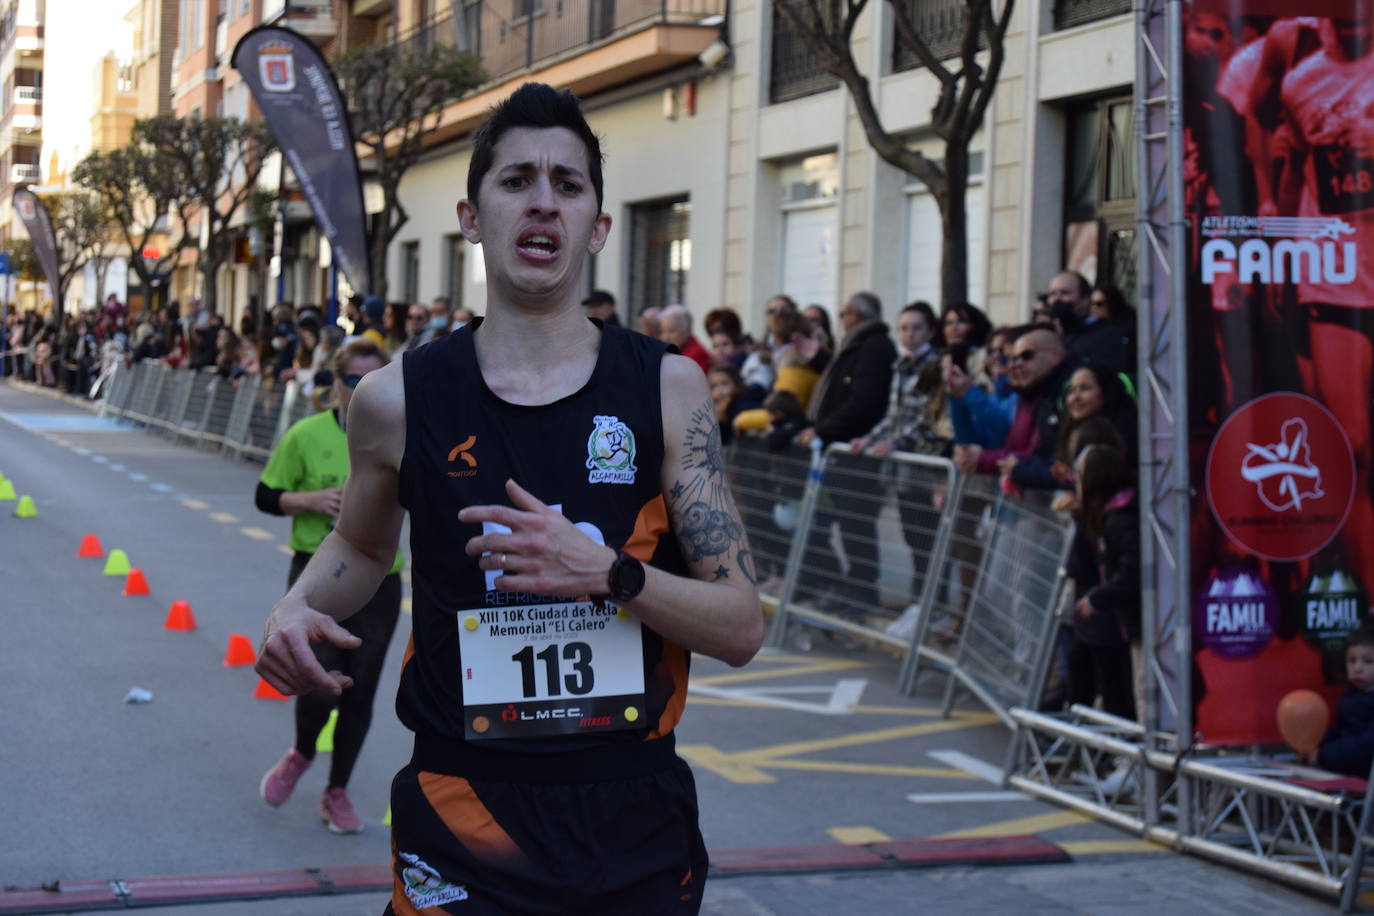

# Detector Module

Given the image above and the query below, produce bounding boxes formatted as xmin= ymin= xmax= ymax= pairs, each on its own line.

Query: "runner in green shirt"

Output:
xmin=254 ymin=338 xmax=403 ymax=834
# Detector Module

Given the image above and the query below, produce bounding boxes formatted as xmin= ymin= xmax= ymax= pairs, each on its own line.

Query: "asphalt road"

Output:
xmin=0 ymin=380 xmax=1330 ymax=914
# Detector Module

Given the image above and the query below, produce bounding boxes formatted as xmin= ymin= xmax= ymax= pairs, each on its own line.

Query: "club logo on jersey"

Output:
xmin=398 ymin=852 xmax=469 ymax=908
xmin=586 ymin=415 xmax=636 ymax=484
xmin=447 ymin=435 xmax=478 ymax=478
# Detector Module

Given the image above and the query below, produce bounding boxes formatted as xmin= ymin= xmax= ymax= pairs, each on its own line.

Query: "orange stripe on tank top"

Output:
xmin=620 ymin=495 xmax=690 ymax=740
xmin=417 ymin=772 xmax=529 ymax=868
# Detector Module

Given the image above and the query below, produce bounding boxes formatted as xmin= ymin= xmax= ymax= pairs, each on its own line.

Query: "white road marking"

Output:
xmin=687 ymin=678 xmax=869 ymax=715
xmin=129 ymin=473 xmax=148 ymax=482
xmin=91 ymin=455 xmax=108 ymax=463
xmin=927 ymin=749 xmax=1004 ymax=785
xmin=149 ymin=483 xmax=172 ymax=493
xmin=109 ymin=464 xmax=126 ymax=472
xmin=905 ymin=791 xmax=1028 ymax=804
xmin=73 ymin=448 xmax=91 ymax=456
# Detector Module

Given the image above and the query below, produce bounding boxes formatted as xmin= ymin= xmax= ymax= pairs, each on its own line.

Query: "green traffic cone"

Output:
xmin=13 ymin=495 xmax=36 ymax=518
xmin=0 ymin=479 xmax=15 ymax=500
xmin=103 ymin=549 xmax=131 ymax=576
xmin=315 ymin=708 xmax=338 ymax=753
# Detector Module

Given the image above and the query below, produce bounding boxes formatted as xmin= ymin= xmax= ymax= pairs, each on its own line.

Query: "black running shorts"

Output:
xmin=383 ymin=737 xmax=707 ymax=915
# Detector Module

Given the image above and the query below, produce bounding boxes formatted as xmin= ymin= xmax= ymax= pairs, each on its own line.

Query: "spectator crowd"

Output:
xmin=0 ymin=274 xmax=1141 ymax=735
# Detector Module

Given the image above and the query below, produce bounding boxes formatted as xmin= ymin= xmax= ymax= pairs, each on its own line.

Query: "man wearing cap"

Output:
xmin=359 ymin=296 xmax=388 ymax=349
xmin=581 ymin=288 xmax=620 ymax=326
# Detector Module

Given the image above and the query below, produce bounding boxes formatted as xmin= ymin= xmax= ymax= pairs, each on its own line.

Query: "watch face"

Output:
xmin=612 ymin=553 xmax=646 ymax=600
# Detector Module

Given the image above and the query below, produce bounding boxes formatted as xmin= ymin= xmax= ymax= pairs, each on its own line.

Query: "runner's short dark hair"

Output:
xmin=467 ymin=82 xmax=604 ymax=211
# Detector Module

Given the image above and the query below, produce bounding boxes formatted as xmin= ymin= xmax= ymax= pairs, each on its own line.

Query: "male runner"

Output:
xmin=255 ymin=82 xmax=764 ymax=914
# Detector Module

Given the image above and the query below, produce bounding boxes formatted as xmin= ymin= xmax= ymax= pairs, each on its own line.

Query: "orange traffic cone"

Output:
xmin=223 ymin=633 xmax=257 ymax=667
xmin=254 ymin=678 xmax=290 ymax=700
xmin=164 ymin=600 xmax=197 ymax=631
xmin=77 ymin=534 xmax=104 ymax=558
xmin=122 ymin=568 xmax=151 ymax=596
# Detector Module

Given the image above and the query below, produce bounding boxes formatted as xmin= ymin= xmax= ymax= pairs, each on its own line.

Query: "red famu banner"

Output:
xmin=1185 ymin=4 xmax=1374 ymax=745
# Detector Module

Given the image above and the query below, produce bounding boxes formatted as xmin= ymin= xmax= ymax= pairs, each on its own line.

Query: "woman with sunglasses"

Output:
xmin=253 ymin=338 xmax=404 ymax=835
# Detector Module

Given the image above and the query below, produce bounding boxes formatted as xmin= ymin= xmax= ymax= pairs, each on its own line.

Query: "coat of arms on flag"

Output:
xmin=259 ymin=41 xmax=295 ymax=93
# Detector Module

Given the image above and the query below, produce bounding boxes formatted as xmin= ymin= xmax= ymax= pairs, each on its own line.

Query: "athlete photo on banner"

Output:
xmin=1186 ymin=0 xmax=1374 ymax=744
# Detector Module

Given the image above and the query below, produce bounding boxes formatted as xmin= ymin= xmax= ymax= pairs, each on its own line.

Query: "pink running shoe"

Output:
xmin=260 ymin=748 xmax=311 ymax=807
xmin=319 ymin=787 xmax=363 ymax=834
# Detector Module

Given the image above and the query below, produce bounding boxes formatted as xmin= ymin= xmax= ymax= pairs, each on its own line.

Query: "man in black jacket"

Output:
xmin=796 ymin=291 xmax=896 ymax=620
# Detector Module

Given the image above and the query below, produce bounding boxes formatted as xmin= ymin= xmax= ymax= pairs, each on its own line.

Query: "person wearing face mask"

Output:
xmin=254 ymin=338 xmax=404 ymax=835
xmin=1047 ymin=271 xmax=1132 ymax=375
xmin=418 ymin=297 xmax=453 ymax=345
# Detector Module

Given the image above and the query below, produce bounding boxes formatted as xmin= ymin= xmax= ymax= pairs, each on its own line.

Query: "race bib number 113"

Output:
xmin=456 ymin=601 xmax=647 ymax=741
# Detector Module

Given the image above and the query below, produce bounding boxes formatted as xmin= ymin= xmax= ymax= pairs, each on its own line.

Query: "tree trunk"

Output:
xmin=199 ymin=255 xmax=222 ymax=315
xmin=368 ymin=223 xmax=388 ymax=300
xmin=939 ymin=140 xmax=971 ymax=311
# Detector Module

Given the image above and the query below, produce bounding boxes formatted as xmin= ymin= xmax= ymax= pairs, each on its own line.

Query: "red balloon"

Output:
xmin=1276 ymin=689 xmax=1330 ymax=756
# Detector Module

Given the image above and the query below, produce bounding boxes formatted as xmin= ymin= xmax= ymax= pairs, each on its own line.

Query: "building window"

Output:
xmin=1054 ymin=0 xmax=1132 ymax=31
xmin=1064 ymin=96 xmax=1136 ymax=296
xmin=627 ymin=198 xmax=690 ymax=311
xmin=779 ymin=153 xmax=840 ymax=310
xmin=444 ymin=234 xmax=465 ymax=310
xmin=769 ymin=1 xmax=839 ymax=104
xmin=891 ymin=0 xmax=980 ymax=73
xmin=401 ymin=241 xmax=420 ymax=303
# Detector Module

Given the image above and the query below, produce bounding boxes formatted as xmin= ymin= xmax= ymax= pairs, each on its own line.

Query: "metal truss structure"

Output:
xmin=1003 ymin=0 xmax=1374 ymax=905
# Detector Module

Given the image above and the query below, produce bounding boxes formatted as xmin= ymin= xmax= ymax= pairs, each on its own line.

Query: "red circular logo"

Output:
xmin=1206 ymin=393 xmax=1355 ymax=561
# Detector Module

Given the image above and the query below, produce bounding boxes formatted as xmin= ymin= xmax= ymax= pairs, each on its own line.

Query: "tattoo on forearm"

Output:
xmin=670 ymin=400 xmax=754 ymax=576
xmin=332 ymin=562 xmax=347 ymax=581
xmin=737 ymin=549 xmax=758 ymax=585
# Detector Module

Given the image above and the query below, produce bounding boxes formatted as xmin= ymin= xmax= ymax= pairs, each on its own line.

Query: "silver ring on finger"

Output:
xmin=500 ymin=553 xmax=508 ymax=570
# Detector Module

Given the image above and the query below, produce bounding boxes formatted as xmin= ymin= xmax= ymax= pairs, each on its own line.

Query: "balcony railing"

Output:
xmin=393 ymin=0 xmax=724 ymax=86
xmin=12 ymin=163 xmax=39 ymax=182
xmin=13 ymin=85 xmax=39 ymax=104
xmin=769 ymin=1 xmax=839 ymax=104
xmin=891 ymin=0 xmax=975 ymax=74
xmin=1053 ymin=0 xmax=1131 ymax=30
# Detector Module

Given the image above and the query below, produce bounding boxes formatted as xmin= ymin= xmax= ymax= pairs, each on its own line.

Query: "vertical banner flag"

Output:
xmin=231 ymin=26 xmax=372 ymax=294
xmin=1186 ymin=2 xmax=1373 ymax=744
xmin=12 ymin=187 xmax=62 ymax=312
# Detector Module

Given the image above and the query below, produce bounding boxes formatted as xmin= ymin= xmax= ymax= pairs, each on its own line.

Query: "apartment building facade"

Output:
xmin=375 ymin=0 xmax=1134 ymax=334
xmin=0 ymin=0 xmax=43 ymax=247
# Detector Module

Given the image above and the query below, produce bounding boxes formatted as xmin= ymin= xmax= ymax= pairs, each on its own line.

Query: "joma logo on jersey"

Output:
xmin=586 ymin=415 xmax=636 ymax=484
xmin=446 ymin=435 xmax=477 ymax=478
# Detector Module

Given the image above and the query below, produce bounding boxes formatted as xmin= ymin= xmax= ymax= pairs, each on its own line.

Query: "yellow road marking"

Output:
xmin=764 ymin=760 xmax=978 ymax=779
xmin=738 ymin=717 xmax=996 ymax=762
xmin=936 ymin=810 xmax=1088 ymax=839
xmin=239 ymin=527 xmax=274 ymax=541
xmin=1059 ymin=839 xmax=1166 ymax=855
xmin=693 ymin=659 xmax=870 ymax=685
xmin=685 ymin=696 xmax=958 ymax=717
xmin=181 ymin=498 xmax=210 ymax=510
xmin=828 ymin=826 xmax=891 ymax=845
xmin=277 ymin=545 xmax=294 ymax=557
xmin=678 ymin=745 xmax=775 ymax=783
xmin=209 ymin=511 xmax=239 ymax=523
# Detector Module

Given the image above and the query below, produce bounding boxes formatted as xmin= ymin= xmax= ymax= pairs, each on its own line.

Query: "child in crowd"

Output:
xmin=1316 ymin=624 xmax=1374 ymax=777
xmin=763 ymin=390 xmax=809 ymax=452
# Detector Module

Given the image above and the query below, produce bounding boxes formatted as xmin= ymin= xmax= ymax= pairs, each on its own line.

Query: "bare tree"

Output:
xmin=335 ymin=39 xmax=481 ymax=298
xmin=48 ymin=192 xmax=112 ymax=309
xmin=773 ymin=0 xmax=1013 ymax=308
xmin=135 ymin=114 xmax=277 ymax=315
xmin=74 ymin=144 xmax=188 ymax=312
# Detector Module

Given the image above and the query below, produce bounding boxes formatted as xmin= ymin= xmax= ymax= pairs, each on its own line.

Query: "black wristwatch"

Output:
xmin=607 ymin=550 xmax=646 ymax=603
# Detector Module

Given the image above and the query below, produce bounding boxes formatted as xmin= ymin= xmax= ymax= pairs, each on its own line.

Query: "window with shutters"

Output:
xmin=627 ymin=198 xmax=690 ymax=310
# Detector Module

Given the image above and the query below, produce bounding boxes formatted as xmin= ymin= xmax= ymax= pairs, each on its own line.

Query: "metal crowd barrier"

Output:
xmin=729 ymin=435 xmax=1076 ymax=723
xmin=99 ymin=360 xmax=313 ymax=464
xmin=96 ymin=368 xmax=1078 ymax=724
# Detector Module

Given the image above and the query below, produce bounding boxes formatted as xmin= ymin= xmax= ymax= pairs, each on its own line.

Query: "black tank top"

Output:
xmin=396 ymin=319 xmax=691 ymax=754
